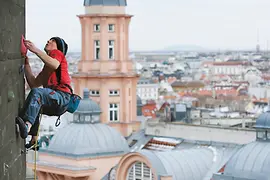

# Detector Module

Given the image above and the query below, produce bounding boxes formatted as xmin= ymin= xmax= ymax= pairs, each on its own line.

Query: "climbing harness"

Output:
xmin=55 ymin=116 xmax=61 ymax=127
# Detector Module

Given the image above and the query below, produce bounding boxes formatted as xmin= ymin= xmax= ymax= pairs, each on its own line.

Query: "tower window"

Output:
xmin=109 ymin=90 xmax=119 ymax=96
xmin=108 ymin=40 xmax=115 ymax=60
xmin=94 ymin=24 xmax=100 ymax=32
xmin=108 ymin=24 xmax=115 ymax=32
xmin=109 ymin=103 xmax=119 ymax=122
xmin=90 ymin=90 xmax=100 ymax=96
xmin=94 ymin=40 xmax=100 ymax=60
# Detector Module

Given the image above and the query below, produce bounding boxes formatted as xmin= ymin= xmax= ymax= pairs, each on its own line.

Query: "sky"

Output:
xmin=26 ymin=0 xmax=270 ymax=52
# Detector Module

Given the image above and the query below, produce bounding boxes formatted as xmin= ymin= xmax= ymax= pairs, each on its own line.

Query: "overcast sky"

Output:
xmin=26 ymin=0 xmax=270 ymax=52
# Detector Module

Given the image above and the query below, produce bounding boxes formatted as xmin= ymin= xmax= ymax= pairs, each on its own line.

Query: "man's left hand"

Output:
xmin=24 ymin=40 xmax=39 ymax=54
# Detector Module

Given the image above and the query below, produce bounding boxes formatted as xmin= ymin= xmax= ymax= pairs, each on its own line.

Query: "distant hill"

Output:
xmin=163 ymin=44 xmax=206 ymax=52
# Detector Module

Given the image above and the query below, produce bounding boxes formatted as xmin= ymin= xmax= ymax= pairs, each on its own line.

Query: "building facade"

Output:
xmin=72 ymin=0 xmax=140 ymax=137
xmin=137 ymin=78 xmax=159 ymax=103
xmin=27 ymin=89 xmax=130 ymax=180
xmin=210 ymin=61 xmax=248 ymax=76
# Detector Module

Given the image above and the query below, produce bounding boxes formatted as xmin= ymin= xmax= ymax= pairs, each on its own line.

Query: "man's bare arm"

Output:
xmin=35 ymin=49 xmax=60 ymax=70
xmin=24 ymin=63 xmax=43 ymax=89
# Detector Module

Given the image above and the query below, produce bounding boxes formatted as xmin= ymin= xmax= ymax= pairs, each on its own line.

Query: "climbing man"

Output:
xmin=16 ymin=37 xmax=72 ymax=150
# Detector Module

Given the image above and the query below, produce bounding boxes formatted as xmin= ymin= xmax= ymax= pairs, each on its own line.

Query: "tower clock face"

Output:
xmin=109 ymin=167 xmax=116 ymax=180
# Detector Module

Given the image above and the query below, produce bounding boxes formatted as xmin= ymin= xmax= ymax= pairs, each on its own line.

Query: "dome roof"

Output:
xmin=84 ymin=0 xmax=127 ymax=6
xmin=75 ymin=98 xmax=101 ymax=114
xmin=43 ymin=123 xmax=129 ymax=157
xmin=139 ymin=148 xmax=213 ymax=180
xmin=75 ymin=89 xmax=101 ymax=114
xmin=254 ymin=111 xmax=270 ymax=129
xmin=221 ymin=141 xmax=270 ymax=179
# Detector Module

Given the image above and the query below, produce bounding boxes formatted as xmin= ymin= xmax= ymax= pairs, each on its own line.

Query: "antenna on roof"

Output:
xmin=267 ymin=40 xmax=269 ymax=55
xmin=256 ymin=29 xmax=260 ymax=53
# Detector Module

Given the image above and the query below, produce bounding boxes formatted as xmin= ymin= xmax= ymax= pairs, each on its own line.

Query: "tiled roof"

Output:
xmin=143 ymin=137 xmax=181 ymax=151
xmin=142 ymin=104 xmax=157 ymax=118
xmin=252 ymin=98 xmax=268 ymax=103
xmin=198 ymin=89 xmax=238 ymax=97
xmin=261 ymin=75 xmax=270 ymax=80
xmin=212 ymin=61 xmax=249 ymax=66
xmin=171 ymin=81 xmax=205 ymax=88
xmin=167 ymin=77 xmax=177 ymax=84
xmin=202 ymin=61 xmax=214 ymax=66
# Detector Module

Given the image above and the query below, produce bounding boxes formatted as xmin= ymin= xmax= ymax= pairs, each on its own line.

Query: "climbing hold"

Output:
xmin=21 ymin=35 xmax=27 ymax=56
xmin=3 ymin=163 xmax=9 ymax=175
xmin=15 ymin=124 xmax=20 ymax=138
xmin=21 ymin=149 xmax=25 ymax=154
xmin=8 ymin=91 xmax=15 ymax=102
xmin=19 ymin=64 xmax=24 ymax=74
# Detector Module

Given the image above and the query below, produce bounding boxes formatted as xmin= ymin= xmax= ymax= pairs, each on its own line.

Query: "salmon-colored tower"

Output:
xmin=72 ymin=0 xmax=140 ymax=137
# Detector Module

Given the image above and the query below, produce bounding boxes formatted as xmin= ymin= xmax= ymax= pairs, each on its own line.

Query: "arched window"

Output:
xmin=127 ymin=162 xmax=154 ymax=180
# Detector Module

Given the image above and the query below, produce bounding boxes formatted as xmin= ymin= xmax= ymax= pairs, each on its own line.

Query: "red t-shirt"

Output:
xmin=44 ymin=49 xmax=71 ymax=94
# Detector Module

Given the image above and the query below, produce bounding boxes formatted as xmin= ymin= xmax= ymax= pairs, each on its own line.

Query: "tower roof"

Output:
xmin=84 ymin=0 xmax=127 ymax=6
xmin=254 ymin=111 xmax=270 ymax=129
xmin=75 ymin=88 xmax=101 ymax=115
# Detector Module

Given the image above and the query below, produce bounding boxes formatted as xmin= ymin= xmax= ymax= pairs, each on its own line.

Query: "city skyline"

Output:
xmin=26 ymin=0 xmax=270 ymax=52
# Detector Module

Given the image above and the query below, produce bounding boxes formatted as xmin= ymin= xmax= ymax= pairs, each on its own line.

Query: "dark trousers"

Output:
xmin=20 ymin=88 xmax=70 ymax=136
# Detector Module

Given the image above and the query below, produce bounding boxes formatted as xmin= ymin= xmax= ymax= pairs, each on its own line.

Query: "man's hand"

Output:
xmin=24 ymin=40 xmax=39 ymax=54
xmin=24 ymin=39 xmax=60 ymax=70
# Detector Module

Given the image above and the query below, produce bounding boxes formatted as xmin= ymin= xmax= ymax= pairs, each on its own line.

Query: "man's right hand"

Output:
xmin=24 ymin=40 xmax=39 ymax=54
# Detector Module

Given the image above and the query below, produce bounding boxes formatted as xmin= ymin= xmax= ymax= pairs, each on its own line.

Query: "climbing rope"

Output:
xmin=34 ymin=109 xmax=42 ymax=180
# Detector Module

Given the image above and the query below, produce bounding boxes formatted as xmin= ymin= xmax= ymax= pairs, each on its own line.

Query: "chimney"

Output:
xmin=242 ymin=119 xmax=246 ymax=128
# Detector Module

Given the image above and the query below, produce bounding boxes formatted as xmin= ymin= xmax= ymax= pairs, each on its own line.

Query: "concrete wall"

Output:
xmin=0 ymin=0 xmax=26 ymax=180
xmin=146 ymin=121 xmax=256 ymax=144
xmin=192 ymin=118 xmax=255 ymax=127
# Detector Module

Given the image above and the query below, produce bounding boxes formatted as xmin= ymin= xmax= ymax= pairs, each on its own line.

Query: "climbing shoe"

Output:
xmin=25 ymin=141 xmax=40 ymax=151
xmin=15 ymin=117 xmax=28 ymax=139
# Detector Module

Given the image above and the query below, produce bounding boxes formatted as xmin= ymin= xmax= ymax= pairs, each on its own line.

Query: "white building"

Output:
xmin=137 ymin=78 xmax=159 ymax=103
xmin=210 ymin=61 xmax=247 ymax=75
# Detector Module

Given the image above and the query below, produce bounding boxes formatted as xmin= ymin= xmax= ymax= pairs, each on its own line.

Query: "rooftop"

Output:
xmin=125 ymin=129 xmax=242 ymax=180
xmin=213 ymin=141 xmax=270 ymax=180
xmin=139 ymin=148 xmax=214 ymax=180
xmin=84 ymin=0 xmax=127 ymax=6
xmin=72 ymin=72 xmax=138 ymax=78
xmin=254 ymin=111 xmax=270 ymax=129
xmin=41 ymin=123 xmax=129 ymax=158
xmin=171 ymin=81 xmax=205 ymax=88
xmin=75 ymin=88 xmax=101 ymax=115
